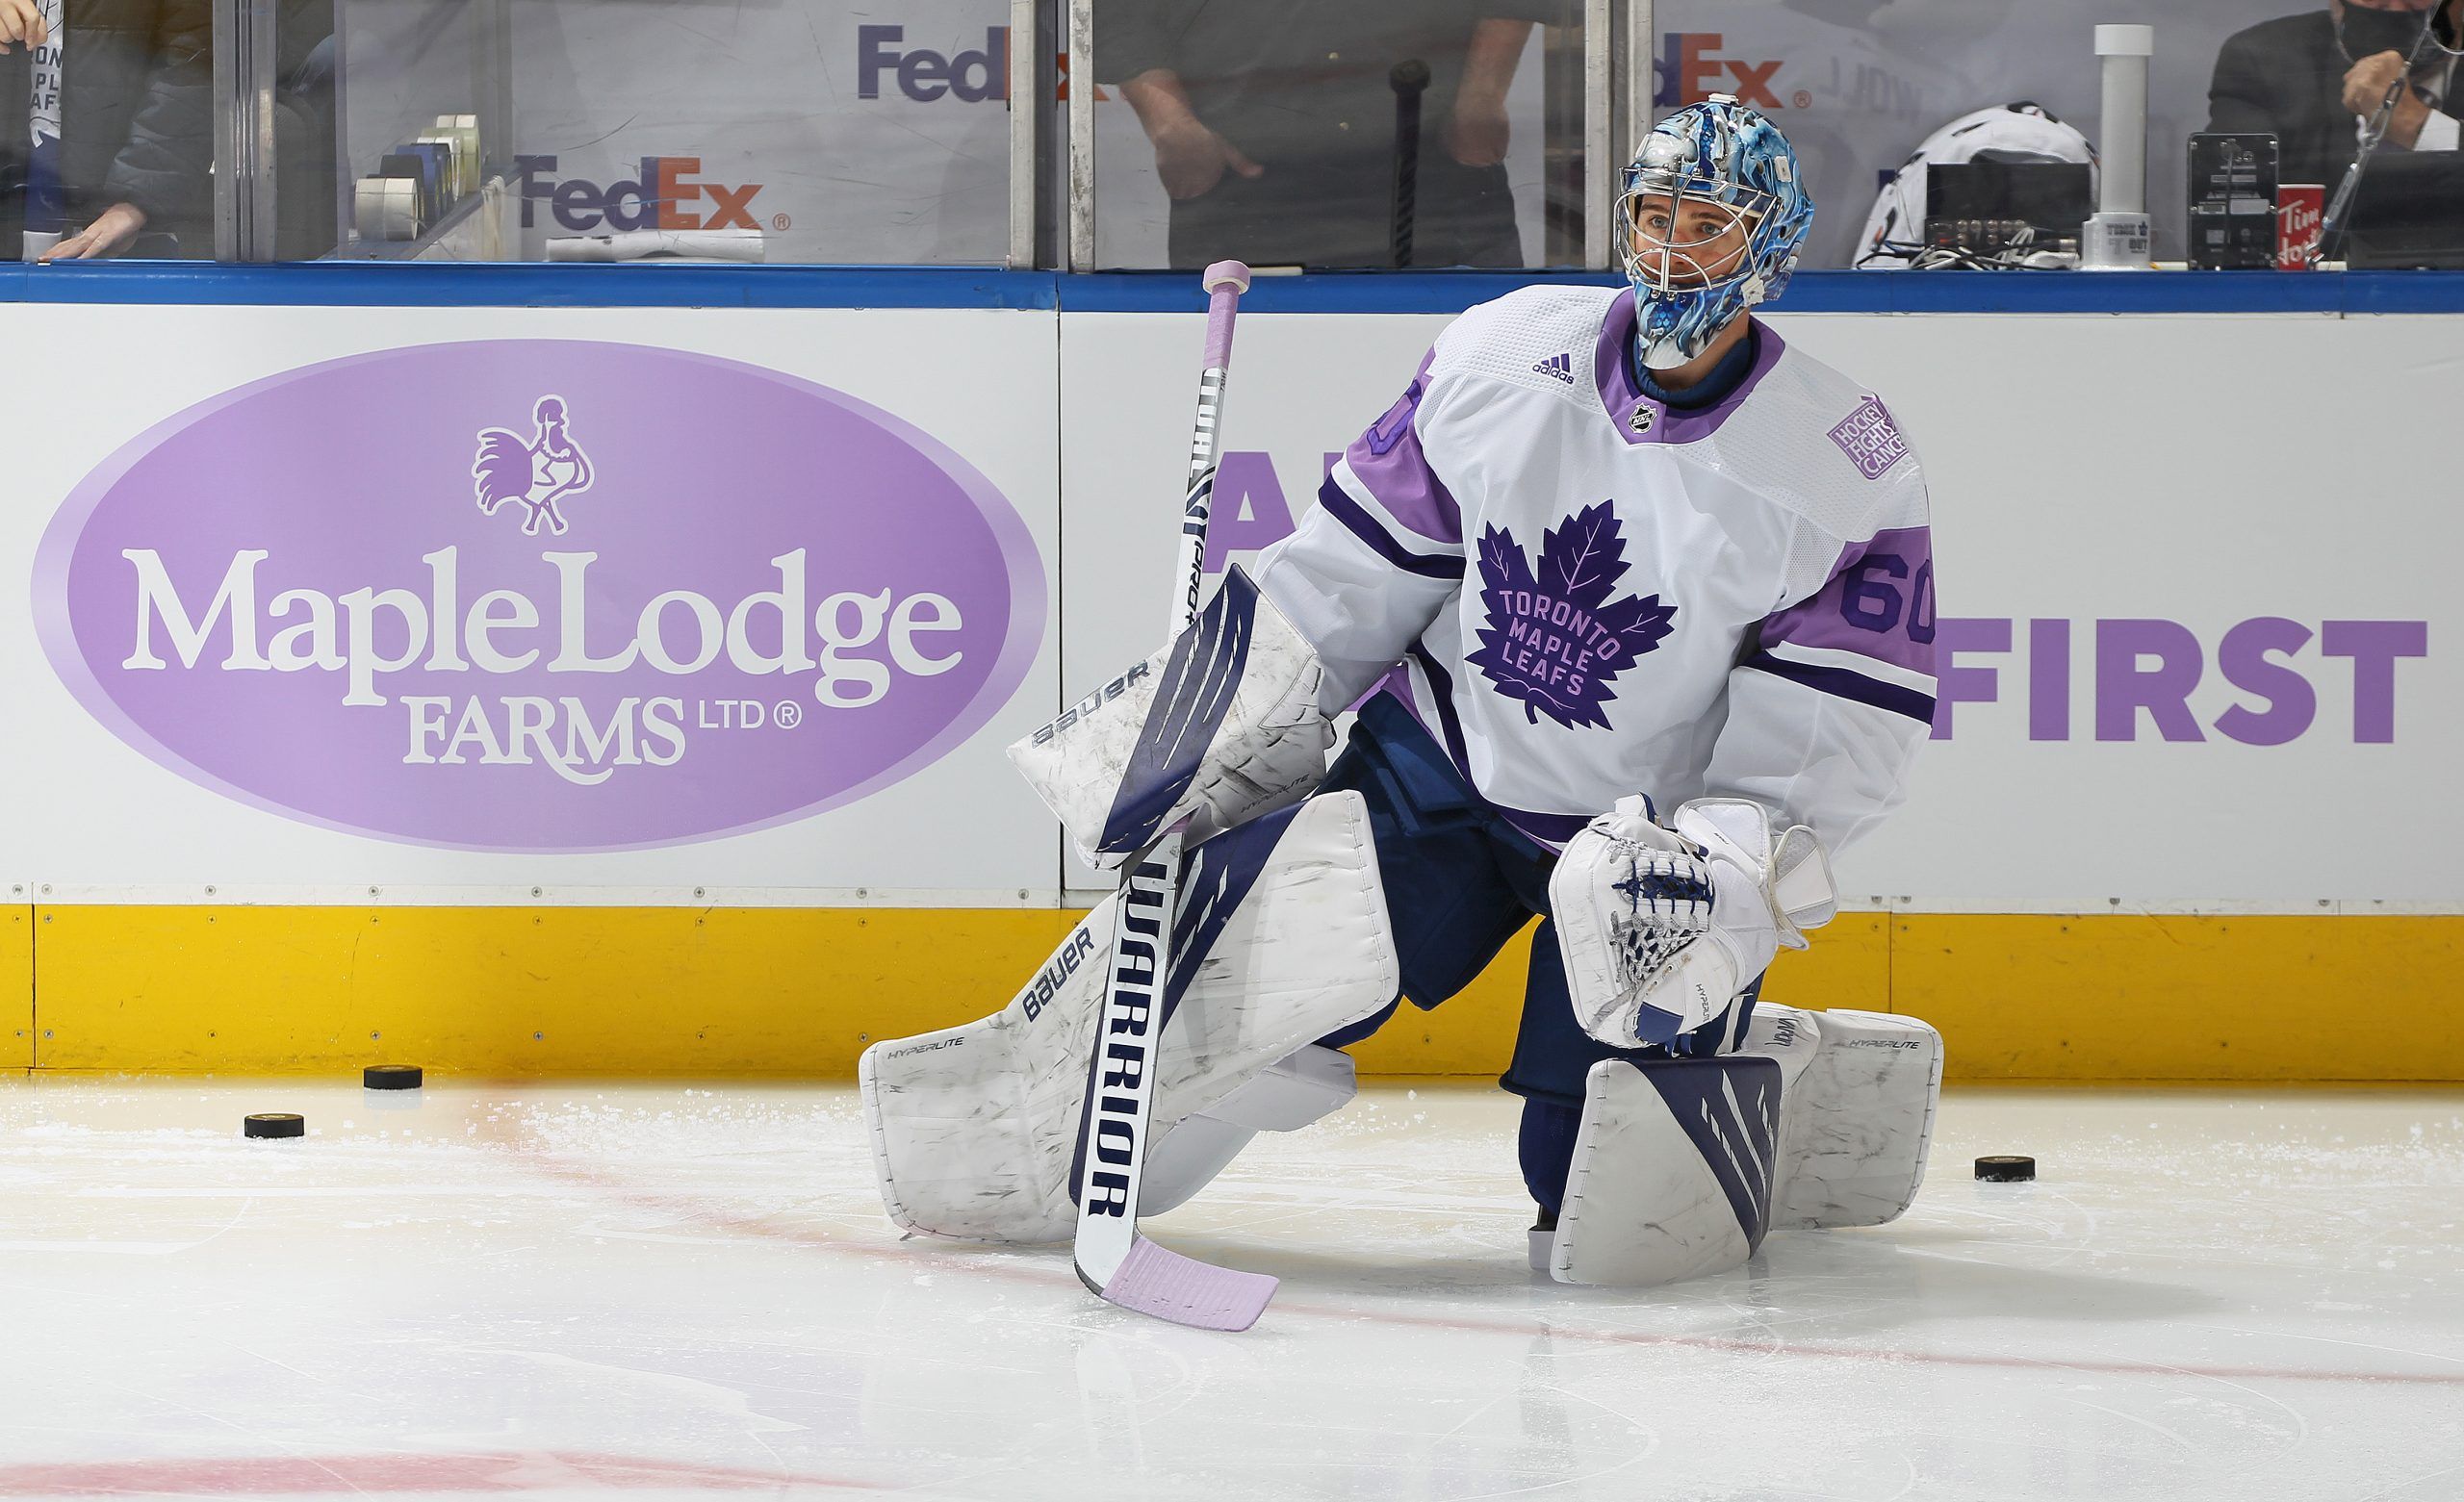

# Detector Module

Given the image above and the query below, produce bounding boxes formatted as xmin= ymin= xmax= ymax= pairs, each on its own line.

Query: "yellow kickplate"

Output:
xmin=25 ymin=905 xmax=2464 ymax=1082
xmin=6 ymin=905 xmax=29 ymax=1071
xmin=33 ymin=905 xmax=1081 ymax=1077
xmin=1894 ymin=912 xmax=2464 ymax=1082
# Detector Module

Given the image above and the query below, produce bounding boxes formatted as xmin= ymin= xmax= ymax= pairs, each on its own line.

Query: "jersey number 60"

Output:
xmin=1840 ymin=554 xmax=1937 ymax=644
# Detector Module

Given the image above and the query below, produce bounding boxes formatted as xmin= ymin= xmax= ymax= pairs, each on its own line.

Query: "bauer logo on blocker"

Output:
xmin=32 ymin=341 xmax=1046 ymax=853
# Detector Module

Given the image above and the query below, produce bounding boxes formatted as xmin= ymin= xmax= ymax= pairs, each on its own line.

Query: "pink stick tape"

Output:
xmin=1102 ymin=1235 xmax=1276 ymax=1332
xmin=1201 ymin=260 xmax=1252 ymax=369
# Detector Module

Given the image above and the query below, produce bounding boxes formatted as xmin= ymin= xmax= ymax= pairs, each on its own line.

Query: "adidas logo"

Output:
xmin=1531 ymin=352 xmax=1575 ymax=384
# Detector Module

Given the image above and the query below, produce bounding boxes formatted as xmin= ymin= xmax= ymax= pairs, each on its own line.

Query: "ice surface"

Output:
xmin=2 ymin=1078 xmax=2461 ymax=1500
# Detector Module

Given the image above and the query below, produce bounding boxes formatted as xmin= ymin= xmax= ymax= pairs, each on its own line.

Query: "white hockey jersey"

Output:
xmin=1251 ymin=284 xmax=1938 ymax=854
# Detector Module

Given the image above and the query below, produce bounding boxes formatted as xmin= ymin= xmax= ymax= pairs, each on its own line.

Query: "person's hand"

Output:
xmin=0 ymin=0 xmax=50 ymax=51
xmin=39 ymin=203 xmax=149 ymax=261
xmin=1447 ymin=90 xmax=1511 ymax=167
xmin=2346 ymin=49 xmax=2409 ymax=113
xmin=2344 ymin=49 xmax=2434 ymax=145
xmin=1150 ymin=116 xmax=1263 ymax=200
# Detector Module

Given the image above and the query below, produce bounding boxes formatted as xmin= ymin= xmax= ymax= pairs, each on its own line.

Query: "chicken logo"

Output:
xmin=473 ymin=395 xmax=595 ymax=536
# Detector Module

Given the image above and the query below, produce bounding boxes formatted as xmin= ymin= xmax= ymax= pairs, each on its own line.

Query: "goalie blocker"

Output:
xmin=1008 ymin=566 xmax=1333 ymax=867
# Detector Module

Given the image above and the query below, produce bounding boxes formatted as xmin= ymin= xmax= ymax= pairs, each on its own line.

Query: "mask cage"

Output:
xmin=1616 ymin=167 xmax=1778 ymax=299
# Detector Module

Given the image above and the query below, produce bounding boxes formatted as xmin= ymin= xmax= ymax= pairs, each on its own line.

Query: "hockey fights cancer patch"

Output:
xmin=1467 ymin=502 xmax=1679 ymax=729
xmin=1828 ymin=396 xmax=1910 ymax=481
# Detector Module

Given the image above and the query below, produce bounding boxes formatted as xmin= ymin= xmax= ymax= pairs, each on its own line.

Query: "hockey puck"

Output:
xmin=363 ymin=1064 xmax=424 ymax=1090
xmin=244 ymin=1113 xmax=305 ymax=1139
xmin=1975 ymin=1155 xmax=2036 ymax=1182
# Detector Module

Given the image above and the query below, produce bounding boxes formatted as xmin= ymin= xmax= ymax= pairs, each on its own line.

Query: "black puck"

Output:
xmin=363 ymin=1064 xmax=424 ymax=1090
xmin=1975 ymin=1155 xmax=2036 ymax=1182
xmin=244 ymin=1112 xmax=305 ymax=1139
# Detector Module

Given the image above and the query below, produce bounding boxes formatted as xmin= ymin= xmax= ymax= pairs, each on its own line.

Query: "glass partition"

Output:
xmin=310 ymin=0 xmax=1020 ymax=264
xmin=4 ymin=0 xmax=215 ymax=261
xmin=1088 ymin=1 xmax=1584 ymax=270
xmin=18 ymin=0 xmax=2463 ymax=273
xmin=1651 ymin=0 xmax=2464 ymax=270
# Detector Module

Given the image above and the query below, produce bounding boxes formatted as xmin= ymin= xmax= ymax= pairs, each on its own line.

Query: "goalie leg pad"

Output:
xmin=860 ymin=792 xmax=1396 ymax=1245
xmin=1546 ymin=1015 xmax=1817 ymax=1286
xmin=1547 ymin=1056 xmax=1784 ymax=1286
xmin=1767 ymin=1007 xmax=1942 ymax=1232
xmin=1140 ymin=1045 xmax=1356 ymax=1214
xmin=1541 ymin=1006 xmax=1941 ymax=1284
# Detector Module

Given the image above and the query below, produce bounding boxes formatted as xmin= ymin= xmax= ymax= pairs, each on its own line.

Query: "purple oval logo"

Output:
xmin=33 ymin=341 xmax=1045 ymax=852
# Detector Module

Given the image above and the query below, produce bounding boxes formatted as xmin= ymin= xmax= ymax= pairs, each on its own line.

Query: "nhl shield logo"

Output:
xmin=1630 ymin=403 xmax=1657 ymax=435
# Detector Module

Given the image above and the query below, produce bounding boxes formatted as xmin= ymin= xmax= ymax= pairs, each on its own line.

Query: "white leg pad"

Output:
xmin=1548 ymin=1033 xmax=1808 ymax=1286
xmin=1142 ymin=1046 xmax=1356 ymax=1214
xmin=1768 ymin=1007 xmax=1942 ymax=1231
xmin=1547 ymin=1004 xmax=1938 ymax=1286
xmin=860 ymin=794 xmax=1394 ymax=1245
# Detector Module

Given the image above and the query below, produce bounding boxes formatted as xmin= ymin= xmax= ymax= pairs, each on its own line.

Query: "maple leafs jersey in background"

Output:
xmin=1251 ymin=284 xmax=1938 ymax=855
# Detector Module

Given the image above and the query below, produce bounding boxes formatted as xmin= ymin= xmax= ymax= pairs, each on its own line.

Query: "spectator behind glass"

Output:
xmin=2208 ymin=0 xmax=2464 ymax=191
xmin=0 ymin=0 xmax=211 ymax=260
xmin=1098 ymin=2 xmax=1572 ymax=269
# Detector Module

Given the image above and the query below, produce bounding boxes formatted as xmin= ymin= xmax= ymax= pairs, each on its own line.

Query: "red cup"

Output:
xmin=2278 ymin=184 xmax=2325 ymax=269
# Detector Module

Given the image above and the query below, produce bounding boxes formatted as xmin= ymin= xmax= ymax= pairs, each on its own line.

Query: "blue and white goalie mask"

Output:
xmin=1619 ymin=94 xmax=1815 ymax=370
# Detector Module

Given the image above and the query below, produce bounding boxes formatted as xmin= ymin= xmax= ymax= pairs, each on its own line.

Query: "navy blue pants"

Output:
xmin=1313 ymin=695 xmax=1758 ymax=1214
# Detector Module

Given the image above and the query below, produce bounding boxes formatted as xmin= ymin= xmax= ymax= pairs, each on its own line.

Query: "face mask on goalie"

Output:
xmin=1616 ymin=96 xmax=1812 ymax=379
xmin=1625 ymin=192 xmax=1759 ymax=293
xmin=1625 ymin=189 xmax=1764 ymax=389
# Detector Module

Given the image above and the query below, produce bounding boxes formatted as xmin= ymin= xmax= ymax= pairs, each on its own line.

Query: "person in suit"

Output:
xmin=0 ymin=0 xmax=212 ymax=259
xmin=1099 ymin=2 xmax=1570 ymax=269
xmin=2207 ymin=0 xmax=2464 ymax=191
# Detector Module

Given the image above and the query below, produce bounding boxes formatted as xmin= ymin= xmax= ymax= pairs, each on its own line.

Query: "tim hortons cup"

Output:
xmin=2278 ymin=184 xmax=2324 ymax=269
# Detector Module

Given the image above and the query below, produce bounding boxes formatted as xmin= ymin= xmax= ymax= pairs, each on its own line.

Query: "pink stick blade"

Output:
xmin=1096 ymin=1236 xmax=1277 ymax=1332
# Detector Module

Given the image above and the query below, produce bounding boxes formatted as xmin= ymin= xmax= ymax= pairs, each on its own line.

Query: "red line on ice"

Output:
xmin=478 ymin=1108 xmax=2464 ymax=1392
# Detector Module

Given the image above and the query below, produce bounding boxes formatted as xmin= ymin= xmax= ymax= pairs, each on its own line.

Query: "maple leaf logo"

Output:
xmin=1464 ymin=501 xmax=1678 ymax=729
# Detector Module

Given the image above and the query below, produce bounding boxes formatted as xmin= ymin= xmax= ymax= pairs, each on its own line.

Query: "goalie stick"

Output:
xmin=1068 ymin=259 xmax=1273 ymax=1332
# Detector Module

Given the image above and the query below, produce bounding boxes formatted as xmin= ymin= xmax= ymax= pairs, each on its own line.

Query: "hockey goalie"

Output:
xmin=862 ymin=96 xmax=1944 ymax=1288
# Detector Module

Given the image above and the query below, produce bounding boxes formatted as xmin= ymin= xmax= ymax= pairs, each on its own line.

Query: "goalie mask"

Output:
xmin=1619 ymin=94 xmax=1815 ymax=370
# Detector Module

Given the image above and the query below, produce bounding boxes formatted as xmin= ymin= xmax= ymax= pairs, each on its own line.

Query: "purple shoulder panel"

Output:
xmin=1758 ymin=524 xmax=1938 ymax=678
xmin=1343 ymin=347 xmax=1462 ymax=546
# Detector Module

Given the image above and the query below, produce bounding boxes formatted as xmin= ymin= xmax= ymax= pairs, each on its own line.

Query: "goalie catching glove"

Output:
xmin=1550 ymin=796 xmax=1839 ymax=1051
xmin=1009 ymin=567 xmax=1333 ymax=865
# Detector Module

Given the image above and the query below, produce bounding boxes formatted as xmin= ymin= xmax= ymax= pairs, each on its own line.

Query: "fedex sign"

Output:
xmin=860 ymin=25 xmax=1007 ymax=102
xmin=858 ymin=25 xmax=1102 ymax=103
xmin=514 ymin=157 xmax=765 ymax=233
xmin=1656 ymin=33 xmax=1789 ymax=110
